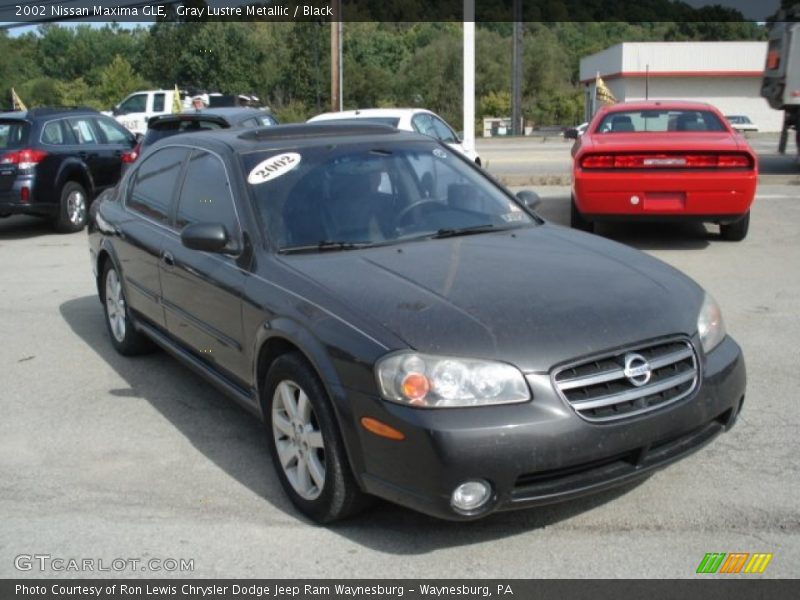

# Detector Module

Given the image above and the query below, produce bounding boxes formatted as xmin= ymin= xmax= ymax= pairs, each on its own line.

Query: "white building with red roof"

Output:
xmin=580 ymin=42 xmax=780 ymax=131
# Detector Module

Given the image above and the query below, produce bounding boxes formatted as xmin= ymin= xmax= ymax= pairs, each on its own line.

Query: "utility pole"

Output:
xmin=511 ymin=0 xmax=522 ymax=135
xmin=330 ymin=0 xmax=342 ymax=111
xmin=463 ymin=0 xmax=475 ymax=153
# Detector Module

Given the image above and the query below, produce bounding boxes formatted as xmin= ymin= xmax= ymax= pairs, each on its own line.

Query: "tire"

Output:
xmin=720 ymin=211 xmax=749 ymax=242
xmin=570 ymin=195 xmax=594 ymax=232
xmin=54 ymin=181 xmax=89 ymax=233
xmin=264 ymin=353 xmax=368 ymax=523
xmin=101 ymin=261 xmax=154 ymax=356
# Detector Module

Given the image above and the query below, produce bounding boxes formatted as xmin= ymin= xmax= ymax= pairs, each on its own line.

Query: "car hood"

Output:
xmin=280 ymin=225 xmax=704 ymax=372
xmin=584 ymin=132 xmax=747 ymax=153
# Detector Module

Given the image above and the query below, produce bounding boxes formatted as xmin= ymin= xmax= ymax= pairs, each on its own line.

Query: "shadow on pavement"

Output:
xmin=60 ymin=294 xmax=649 ymax=552
xmin=0 ymin=215 xmax=56 ymax=239
xmin=535 ymin=198 xmax=712 ymax=251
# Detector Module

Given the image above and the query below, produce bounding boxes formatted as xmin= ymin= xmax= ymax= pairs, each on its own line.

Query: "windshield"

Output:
xmin=242 ymin=141 xmax=534 ymax=252
xmin=596 ymin=110 xmax=726 ymax=133
xmin=0 ymin=120 xmax=30 ymax=150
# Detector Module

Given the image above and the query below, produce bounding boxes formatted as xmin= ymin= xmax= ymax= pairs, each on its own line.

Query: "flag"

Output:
xmin=11 ymin=88 xmax=27 ymax=111
xmin=172 ymin=84 xmax=182 ymax=114
xmin=595 ymin=75 xmax=617 ymax=105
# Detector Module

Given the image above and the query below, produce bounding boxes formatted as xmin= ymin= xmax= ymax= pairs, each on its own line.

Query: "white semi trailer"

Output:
xmin=761 ymin=5 xmax=800 ymax=156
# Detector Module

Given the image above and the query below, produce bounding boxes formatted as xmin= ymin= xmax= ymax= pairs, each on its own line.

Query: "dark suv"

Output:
xmin=0 ymin=107 xmax=138 ymax=232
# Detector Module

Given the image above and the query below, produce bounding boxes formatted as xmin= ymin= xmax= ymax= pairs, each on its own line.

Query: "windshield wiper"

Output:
xmin=279 ymin=240 xmax=375 ymax=254
xmin=430 ymin=224 xmax=500 ymax=239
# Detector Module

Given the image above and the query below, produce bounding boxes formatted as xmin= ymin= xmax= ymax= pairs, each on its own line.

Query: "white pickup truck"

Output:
xmin=109 ymin=89 xmax=189 ymax=136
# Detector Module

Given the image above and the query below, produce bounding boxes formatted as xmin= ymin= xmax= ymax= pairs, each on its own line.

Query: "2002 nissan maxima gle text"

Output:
xmin=88 ymin=123 xmax=746 ymax=522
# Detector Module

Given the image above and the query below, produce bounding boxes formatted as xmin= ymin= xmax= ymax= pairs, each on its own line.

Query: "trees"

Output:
xmin=1 ymin=19 xmax=767 ymax=127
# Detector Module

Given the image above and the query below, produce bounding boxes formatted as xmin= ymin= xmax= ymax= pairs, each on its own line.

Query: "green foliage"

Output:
xmin=2 ymin=18 xmax=767 ymax=127
xmin=95 ymin=56 xmax=150 ymax=109
xmin=480 ymin=90 xmax=511 ymax=117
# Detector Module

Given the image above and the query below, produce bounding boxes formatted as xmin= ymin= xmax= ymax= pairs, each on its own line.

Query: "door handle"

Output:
xmin=161 ymin=251 xmax=175 ymax=266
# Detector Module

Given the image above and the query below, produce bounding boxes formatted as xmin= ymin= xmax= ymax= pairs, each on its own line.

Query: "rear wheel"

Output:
xmin=265 ymin=353 xmax=368 ymax=523
xmin=570 ymin=195 xmax=594 ymax=232
xmin=720 ymin=211 xmax=749 ymax=242
xmin=54 ymin=181 xmax=88 ymax=233
xmin=102 ymin=261 xmax=154 ymax=355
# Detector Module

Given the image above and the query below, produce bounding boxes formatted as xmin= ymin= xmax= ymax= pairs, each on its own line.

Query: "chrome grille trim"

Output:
xmin=553 ymin=338 xmax=699 ymax=422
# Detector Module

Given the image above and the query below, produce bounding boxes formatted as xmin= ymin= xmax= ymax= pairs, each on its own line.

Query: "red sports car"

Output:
xmin=571 ymin=101 xmax=757 ymax=241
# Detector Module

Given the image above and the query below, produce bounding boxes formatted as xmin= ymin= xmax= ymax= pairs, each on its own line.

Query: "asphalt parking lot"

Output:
xmin=1 ymin=178 xmax=799 ymax=577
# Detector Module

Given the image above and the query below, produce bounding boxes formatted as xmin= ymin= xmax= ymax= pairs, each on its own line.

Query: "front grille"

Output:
xmin=553 ymin=338 xmax=698 ymax=422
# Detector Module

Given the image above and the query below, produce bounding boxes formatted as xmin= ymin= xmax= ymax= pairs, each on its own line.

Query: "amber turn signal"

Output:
xmin=360 ymin=417 xmax=406 ymax=441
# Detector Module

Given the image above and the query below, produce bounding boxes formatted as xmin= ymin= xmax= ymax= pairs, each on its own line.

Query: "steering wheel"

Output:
xmin=395 ymin=200 xmax=443 ymax=227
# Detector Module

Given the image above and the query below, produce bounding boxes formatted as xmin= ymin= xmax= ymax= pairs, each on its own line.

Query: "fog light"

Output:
xmin=451 ymin=480 xmax=492 ymax=513
xmin=20 ymin=186 xmax=29 ymax=203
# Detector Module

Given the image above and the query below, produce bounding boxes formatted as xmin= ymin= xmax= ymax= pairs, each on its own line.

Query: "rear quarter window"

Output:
xmin=0 ymin=121 xmax=30 ymax=150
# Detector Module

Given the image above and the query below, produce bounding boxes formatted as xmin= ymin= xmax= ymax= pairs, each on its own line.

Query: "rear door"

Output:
xmin=64 ymin=116 xmax=110 ymax=191
xmin=159 ymin=148 xmax=248 ymax=384
xmin=118 ymin=146 xmax=190 ymax=328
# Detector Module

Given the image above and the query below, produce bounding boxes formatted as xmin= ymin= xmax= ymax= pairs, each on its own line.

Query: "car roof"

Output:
xmin=0 ymin=107 xmax=98 ymax=120
xmin=156 ymin=122 xmax=425 ymax=153
xmin=600 ymin=100 xmax=716 ymax=113
xmin=182 ymin=107 xmax=273 ymax=119
xmin=309 ymin=108 xmax=430 ymax=121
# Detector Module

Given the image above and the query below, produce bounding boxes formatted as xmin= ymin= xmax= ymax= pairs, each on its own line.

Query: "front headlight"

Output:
xmin=375 ymin=352 xmax=530 ymax=408
xmin=697 ymin=292 xmax=726 ymax=354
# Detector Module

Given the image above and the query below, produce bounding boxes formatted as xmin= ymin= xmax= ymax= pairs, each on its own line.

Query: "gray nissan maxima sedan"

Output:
xmin=88 ymin=123 xmax=745 ymax=522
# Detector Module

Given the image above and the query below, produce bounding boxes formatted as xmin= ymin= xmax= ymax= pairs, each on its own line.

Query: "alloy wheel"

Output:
xmin=105 ymin=269 xmax=126 ymax=343
xmin=271 ymin=380 xmax=326 ymax=500
xmin=67 ymin=189 xmax=86 ymax=225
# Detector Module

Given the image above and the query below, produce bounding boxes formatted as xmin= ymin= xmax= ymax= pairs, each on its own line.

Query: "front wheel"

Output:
xmin=720 ymin=211 xmax=749 ymax=242
xmin=570 ymin=195 xmax=594 ymax=232
xmin=265 ymin=354 xmax=368 ymax=523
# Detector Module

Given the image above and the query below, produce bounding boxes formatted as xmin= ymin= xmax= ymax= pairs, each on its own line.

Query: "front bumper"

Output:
xmin=573 ymin=169 xmax=756 ymax=222
xmin=345 ymin=335 xmax=745 ymax=520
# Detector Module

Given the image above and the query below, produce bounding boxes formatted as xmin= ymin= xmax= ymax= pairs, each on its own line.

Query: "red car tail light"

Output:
xmin=0 ymin=148 xmax=48 ymax=169
xmin=581 ymin=153 xmax=753 ymax=170
xmin=122 ymin=144 xmax=140 ymax=164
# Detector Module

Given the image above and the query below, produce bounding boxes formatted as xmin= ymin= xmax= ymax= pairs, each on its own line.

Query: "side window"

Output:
xmin=94 ymin=118 xmax=134 ymax=145
xmin=41 ymin=121 xmax=68 ymax=145
xmin=153 ymin=93 xmax=165 ymax=113
xmin=411 ymin=114 xmax=434 ymax=137
xmin=431 ymin=116 xmax=457 ymax=143
xmin=240 ymin=118 xmax=258 ymax=128
xmin=66 ymin=118 xmax=99 ymax=144
xmin=258 ymin=115 xmax=276 ymax=126
xmin=127 ymin=147 xmax=188 ymax=225
xmin=118 ymin=94 xmax=147 ymax=114
xmin=175 ymin=150 xmax=238 ymax=237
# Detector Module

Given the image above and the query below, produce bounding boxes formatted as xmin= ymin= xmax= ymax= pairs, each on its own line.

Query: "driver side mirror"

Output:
xmin=181 ymin=222 xmax=230 ymax=254
xmin=516 ymin=190 xmax=541 ymax=211
xmin=112 ymin=105 xmax=123 ymax=116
